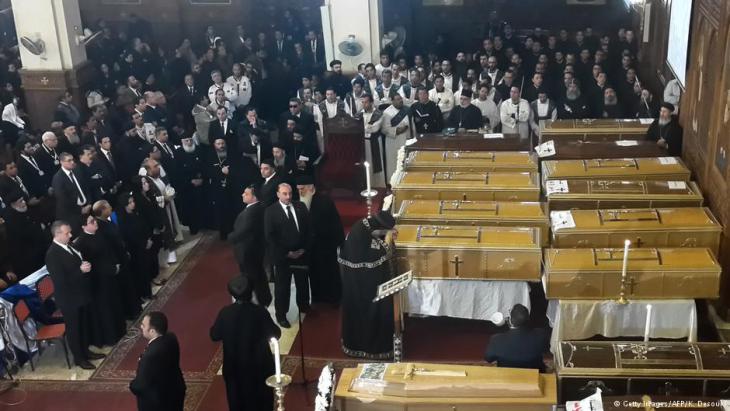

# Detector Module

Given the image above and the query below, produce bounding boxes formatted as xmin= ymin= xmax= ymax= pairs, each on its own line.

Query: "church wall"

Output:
xmin=640 ymin=0 xmax=730 ymax=318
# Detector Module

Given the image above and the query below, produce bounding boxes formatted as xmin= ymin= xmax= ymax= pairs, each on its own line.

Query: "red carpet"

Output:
xmin=95 ymin=236 xmax=235 ymax=381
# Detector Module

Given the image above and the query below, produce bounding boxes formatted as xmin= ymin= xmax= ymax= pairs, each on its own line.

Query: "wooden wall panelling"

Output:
xmin=680 ymin=0 xmax=730 ymax=319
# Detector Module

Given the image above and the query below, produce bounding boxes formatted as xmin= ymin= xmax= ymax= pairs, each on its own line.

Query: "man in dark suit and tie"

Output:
xmin=229 ymin=184 xmax=272 ymax=307
xmin=484 ymin=304 xmax=548 ymax=372
xmin=52 ymin=153 xmax=92 ymax=233
xmin=175 ymin=74 xmax=201 ymax=127
xmin=258 ymin=158 xmax=282 ymax=207
xmin=130 ymin=311 xmax=186 ymax=411
xmin=208 ymin=106 xmax=238 ymax=153
xmin=264 ymin=183 xmax=311 ymax=328
xmin=45 ymin=220 xmax=105 ymax=369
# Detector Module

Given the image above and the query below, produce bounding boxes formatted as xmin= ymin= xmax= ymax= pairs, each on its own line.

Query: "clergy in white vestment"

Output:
xmin=529 ymin=90 xmax=558 ymax=141
xmin=313 ymin=88 xmax=347 ymax=155
xmin=360 ymin=94 xmax=386 ymax=188
xmin=472 ymin=83 xmax=501 ymax=131
xmin=500 ymin=86 xmax=531 ymax=141
xmin=381 ymin=94 xmax=412 ymax=181
xmin=225 ymin=63 xmax=252 ymax=108
xmin=428 ymin=75 xmax=454 ymax=120
xmin=399 ymin=70 xmax=422 ymax=107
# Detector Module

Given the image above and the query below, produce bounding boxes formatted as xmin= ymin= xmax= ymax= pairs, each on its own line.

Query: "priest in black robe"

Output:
xmin=646 ymin=102 xmax=683 ymax=157
xmin=338 ymin=211 xmax=396 ymax=359
xmin=210 ymin=276 xmax=280 ymax=411
xmin=446 ymin=90 xmax=482 ymax=131
xmin=411 ymin=87 xmax=443 ymax=134
xmin=296 ymin=176 xmax=344 ymax=305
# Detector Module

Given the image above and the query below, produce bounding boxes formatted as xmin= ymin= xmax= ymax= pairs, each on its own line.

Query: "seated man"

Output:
xmin=484 ymin=304 xmax=547 ymax=372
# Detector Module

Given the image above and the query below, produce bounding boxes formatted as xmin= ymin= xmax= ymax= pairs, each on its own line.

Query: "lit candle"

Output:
xmin=644 ymin=304 xmax=653 ymax=342
xmin=621 ymin=239 xmax=631 ymax=282
xmin=688 ymin=305 xmax=696 ymax=342
xmin=364 ymin=161 xmax=372 ymax=193
xmin=270 ymin=337 xmax=281 ymax=383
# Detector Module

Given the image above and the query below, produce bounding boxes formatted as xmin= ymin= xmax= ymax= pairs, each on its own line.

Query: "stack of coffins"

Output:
xmin=392 ymin=133 xmax=545 ymax=282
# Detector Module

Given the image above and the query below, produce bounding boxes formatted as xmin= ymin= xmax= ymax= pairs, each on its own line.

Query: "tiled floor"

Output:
xmin=13 ymin=229 xmax=304 ymax=382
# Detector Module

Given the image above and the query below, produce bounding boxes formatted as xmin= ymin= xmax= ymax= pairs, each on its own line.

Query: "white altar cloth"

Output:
xmin=546 ymin=299 xmax=697 ymax=353
xmin=405 ymin=279 xmax=531 ymax=322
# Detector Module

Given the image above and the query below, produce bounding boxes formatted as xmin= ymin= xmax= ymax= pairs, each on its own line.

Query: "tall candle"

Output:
xmin=364 ymin=161 xmax=372 ymax=193
xmin=621 ymin=239 xmax=631 ymax=282
xmin=644 ymin=304 xmax=653 ymax=342
xmin=688 ymin=306 xmax=696 ymax=342
xmin=270 ymin=337 xmax=281 ymax=383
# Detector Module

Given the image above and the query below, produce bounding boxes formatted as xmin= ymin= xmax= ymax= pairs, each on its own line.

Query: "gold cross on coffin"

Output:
xmin=450 ymin=255 xmax=463 ymax=278
xmin=626 ymin=277 xmax=638 ymax=294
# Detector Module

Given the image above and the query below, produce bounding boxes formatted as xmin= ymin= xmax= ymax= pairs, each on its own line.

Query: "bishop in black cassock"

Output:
xmin=338 ymin=211 xmax=396 ymax=359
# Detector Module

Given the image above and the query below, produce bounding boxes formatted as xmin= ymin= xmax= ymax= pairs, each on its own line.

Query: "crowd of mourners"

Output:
xmin=0 ymin=4 xmax=675 ymax=375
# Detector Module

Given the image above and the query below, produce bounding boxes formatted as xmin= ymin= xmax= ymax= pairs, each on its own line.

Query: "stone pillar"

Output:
xmin=12 ymin=0 xmax=94 ymax=129
xmin=321 ymin=0 xmax=383 ymax=74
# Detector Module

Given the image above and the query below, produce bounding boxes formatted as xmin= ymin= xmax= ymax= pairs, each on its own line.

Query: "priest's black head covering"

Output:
xmin=460 ymin=89 xmax=473 ymax=99
xmin=5 ymin=189 xmax=24 ymax=204
xmin=368 ymin=211 xmax=396 ymax=230
xmin=660 ymin=102 xmax=675 ymax=112
xmin=295 ymin=175 xmax=315 ymax=186
xmin=330 ymin=59 xmax=342 ymax=68
xmin=272 ymin=142 xmax=286 ymax=151
xmin=227 ymin=276 xmax=250 ymax=300
xmin=260 ymin=158 xmax=275 ymax=167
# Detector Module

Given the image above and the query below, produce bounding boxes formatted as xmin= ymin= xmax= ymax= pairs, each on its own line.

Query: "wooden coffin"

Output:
xmin=394 ymin=225 xmax=542 ymax=280
xmin=404 ymin=132 xmax=530 ymax=153
xmin=397 ymin=200 xmax=549 ymax=246
xmin=545 ymin=180 xmax=704 ymax=211
xmin=540 ymin=140 xmax=667 ymax=160
xmin=542 ymin=157 xmax=691 ymax=184
xmin=542 ymin=247 xmax=721 ymax=299
xmin=550 ymin=208 xmax=722 ymax=255
xmin=404 ymin=150 xmax=538 ymax=173
xmin=538 ymin=118 xmax=651 ymax=143
xmin=336 ymin=362 xmax=557 ymax=411
xmin=554 ymin=341 xmax=730 ymax=402
xmin=392 ymin=171 xmax=541 ymax=209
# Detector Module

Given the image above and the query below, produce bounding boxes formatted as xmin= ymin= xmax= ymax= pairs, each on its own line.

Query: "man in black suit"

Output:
xmin=52 ymin=153 xmax=93 ymax=233
xmin=271 ymin=29 xmax=292 ymax=63
xmin=210 ymin=276 xmax=280 ymax=411
xmin=258 ymin=159 xmax=282 ymax=207
xmin=152 ymin=127 xmax=179 ymax=187
xmin=229 ymin=185 xmax=272 ymax=307
xmin=95 ymin=136 xmax=122 ymax=202
xmin=175 ymin=74 xmax=201 ymax=127
xmin=208 ymin=106 xmax=238 ymax=155
xmin=45 ymin=220 xmax=104 ymax=369
xmin=16 ymin=138 xmax=50 ymax=201
xmin=484 ymin=304 xmax=547 ymax=372
xmin=264 ymin=183 xmax=311 ymax=328
xmin=0 ymin=161 xmax=33 ymax=203
xmin=130 ymin=311 xmax=186 ymax=411
xmin=142 ymin=92 xmax=168 ymax=129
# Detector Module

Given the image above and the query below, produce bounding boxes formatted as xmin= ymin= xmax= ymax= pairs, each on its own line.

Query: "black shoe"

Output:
xmin=87 ymin=352 xmax=106 ymax=360
xmin=76 ymin=361 xmax=96 ymax=370
xmin=277 ymin=318 xmax=291 ymax=328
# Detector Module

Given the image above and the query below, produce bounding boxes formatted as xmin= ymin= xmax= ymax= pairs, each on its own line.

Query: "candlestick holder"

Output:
xmin=617 ymin=281 xmax=629 ymax=305
xmin=266 ymin=374 xmax=292 ymax=411
xmin=361 ymin=189 xmax=378 ymax=217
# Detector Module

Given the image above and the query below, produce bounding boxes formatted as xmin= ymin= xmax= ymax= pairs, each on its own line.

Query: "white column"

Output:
xmin=12 ymin=0 xmax=87 ymax=71
xmin=321 ymin=0 xmax=383 ymax=74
